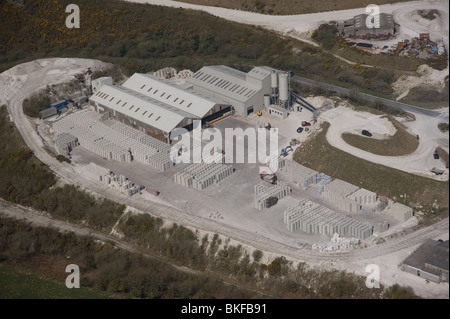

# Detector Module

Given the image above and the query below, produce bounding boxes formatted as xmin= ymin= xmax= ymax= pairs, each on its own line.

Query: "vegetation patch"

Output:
xmin=0 ymin=264 xmax=113 ymax=299
xmin=403 ymin=85 xmax=449 ymax=109
xmin=293 ymin=122 xmax=449 ymax=209
xmin=0 ymin=106 xmax=124 ymax=231
xmin=341 ymin=116 xmax=419 ymax=156
xmin=438 ymin=122 xmax=449 ymax=133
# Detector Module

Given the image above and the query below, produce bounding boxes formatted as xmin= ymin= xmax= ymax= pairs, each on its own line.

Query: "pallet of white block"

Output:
xmin=53 ymin=112 xmax=172 ymax=170
xmin=283 ymin=198 xmax=372 ymax=239
xmin=174 ymin=162 xmax=234 ymax=190
xmin=278 ymin=158 xmax=320 ymax=187
xmin=253 ymin=181 xmax=292 ymax=210
xmin=320 ymin=179 xmax=377 ymax=214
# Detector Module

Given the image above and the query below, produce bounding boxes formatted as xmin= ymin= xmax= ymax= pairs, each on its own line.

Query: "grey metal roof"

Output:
xmin=186 ymin=65 xmax=260 ymax=103
xmin=122 ymin=73 xmax=227 ymax=118
xmin=403 ymin=239 xmax=449 ymax=273
xmin=90 ymin=84 xmax=198 ymax=134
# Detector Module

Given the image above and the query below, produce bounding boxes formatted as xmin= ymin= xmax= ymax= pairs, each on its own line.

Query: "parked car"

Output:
xmin=362 ymin=130 xmax=372 ymax=137
xmin=301 ymin=121 xmax=311 ymax=127
xmin=433 ymin=149 xmax=439 ymax=159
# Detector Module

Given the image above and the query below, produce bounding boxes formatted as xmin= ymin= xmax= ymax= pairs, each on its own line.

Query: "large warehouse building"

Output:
xmin=185 ymin=65 xmax=282 ymax=117
xmin=89 ymin=65 xmax=288 ymax=142
xmin=90 ymin=73 xmax=231 ymax=142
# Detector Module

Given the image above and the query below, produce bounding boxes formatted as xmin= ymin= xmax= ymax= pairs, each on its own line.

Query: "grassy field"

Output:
xmin=341 ymin=116 xmax=419 ymax=156
xmin=332 ymin=46 xmax=421 ymax=72
xmin=293 ymin=122 xmax=449 ymax=210
xmin=178 ymin=0 xmax=411 ymax=15
xmin=0 ymin=264 xmax=113 ymax=299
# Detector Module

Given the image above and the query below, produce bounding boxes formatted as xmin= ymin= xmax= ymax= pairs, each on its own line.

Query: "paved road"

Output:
xmin=292 ymin=75 xmax=448 ymax=121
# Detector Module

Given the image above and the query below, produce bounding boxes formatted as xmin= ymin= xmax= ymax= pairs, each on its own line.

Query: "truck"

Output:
xmin=50 ymin=100 xmax=68 ymax=111
xmin=265 ymin=196 xmax=278 ymax=208
xmin=430 ymin=167 xmax=444 ymax=175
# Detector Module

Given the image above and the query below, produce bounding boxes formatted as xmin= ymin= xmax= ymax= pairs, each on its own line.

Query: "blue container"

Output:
xmin=50 ymin=100 xmax=68 ymax=110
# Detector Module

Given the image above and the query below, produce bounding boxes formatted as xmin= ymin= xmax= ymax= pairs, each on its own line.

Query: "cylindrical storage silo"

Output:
xmin=278 ymin=72 xmax=289 ymax=102
xmin=271 ymin=70 xmax=278 ymax=88
xmin=264 ymin=94 xmax=270 ymax=107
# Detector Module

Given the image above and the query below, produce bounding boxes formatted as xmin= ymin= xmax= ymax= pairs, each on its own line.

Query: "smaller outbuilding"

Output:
xmin=401 ymin=239 xmax=449 ymax=283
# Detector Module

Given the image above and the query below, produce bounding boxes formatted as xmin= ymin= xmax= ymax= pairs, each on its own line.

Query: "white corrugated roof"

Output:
xmin=122 ymin=73 xmax=226 ymax=118
xmin=90 ymin=84 xmax=197 ymax=134
xmin=186 ymin=65 xmax=260 ymax=103
xmin=247 ymin=66 xmax=275 ymax=80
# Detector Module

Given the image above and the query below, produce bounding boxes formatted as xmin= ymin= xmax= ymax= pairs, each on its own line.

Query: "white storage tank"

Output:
xmin=278 ymin=72 xmax=289 ymax=102
xmin=264 ymin=94 xmax=271 ymax=107
xmin=271 ymin=70 xmax=278 ymax=88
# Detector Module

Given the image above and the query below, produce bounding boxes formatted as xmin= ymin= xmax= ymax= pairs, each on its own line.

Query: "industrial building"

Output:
xmin=89 ymin=73 xmax=231 ymax=142
xmin=401 ymin=239 xmax=449 ymax=283
xmin=185 ymin=65 xmax=290 ymax=116
xmin=338 ymin=13 xmax=398 ymax=39
xmin=88 ymin=65 xmax=294 ymax=142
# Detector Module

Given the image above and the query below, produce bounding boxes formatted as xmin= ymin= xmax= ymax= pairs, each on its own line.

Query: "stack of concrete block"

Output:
xmin=278 ymin=158 xmax=319 ymax=188
xmin=312 ymin=233 xmax=360 ymax=252
xmin=53 ymin=111 xmax=172 ymax=170
xmin=253 ymin=181 xmax=292 ymax=210
xmin=321 ymin=179 xmax=361 ymax=214
xmin=390 ymin=202 xmax=413 ymax=222
xmin=349 ymin=188 xmax=377 ymax=206
xmin=376 ymin=197 xmax=389 ymax=212
xmin=377 ymin=221 xmax=390 ymax=232
xmin=55 ymin=133 xmax=79 ymax=156
xmin=81 ymin=162 xmax=111 ymax=182
xmin=317 ymin=173 xmax=332 ymax=195
xmin=81 ymin=162 xmax=141 ymax=196
xmin=283 ymin=199 xmax=372 ymax=239
xmin=176 ymin=69 xmax=193 ymax=80
xmin=154 ymin=67 xmax=177 ymax=79
xmin=174 ymin=163 xmax=234 ymax=190
xmin=107 ymin=121 xmax=172 ymax=154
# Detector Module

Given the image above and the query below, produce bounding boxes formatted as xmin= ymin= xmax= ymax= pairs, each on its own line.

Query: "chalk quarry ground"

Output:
xmin=1 ymin=57 xmax=448 ymax=298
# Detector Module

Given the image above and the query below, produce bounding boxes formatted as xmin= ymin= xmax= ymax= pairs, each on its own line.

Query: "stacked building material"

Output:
xmin=390 ymin=202 xmax=413 ymax=222
xmin=80 ymin=162 xmax=111 ymax=182
xmin=312 ymin=233 xmax=360 ymax=252
xmin=81 ymin=162 xmax=141 ymax=196
xmin=53 ymin=111 xmax=172 ymax=170
xmin=55 ymin=133 xmax=79 ymax=156
xmin=174 ymin=163 xmax=234 ymax=190
xmin=348 ymin=188 xmax=377 ymax=205
xmin=278 ymin=158 xmax=320 ymax=187
xmin=317 ymin=173 xmax=332 ymax=195
xmin=376 ymin=196 xmax=389 ymax=212
xmin=284 ymin=199 xmax=372 ymax=239
xmin=321 ymin=179 xmax=361 ymax=214
xmin=253 ymin=181 xmax=291 ymax=210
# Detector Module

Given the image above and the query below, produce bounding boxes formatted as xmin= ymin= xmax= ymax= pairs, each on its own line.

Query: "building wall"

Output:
xmin=91 ymin=100 xmax=169 ymax=138
xmin=189 ymin=76 xmax=272 ymax=117
xmin=401 ymin=264 xmax=441 ymax=283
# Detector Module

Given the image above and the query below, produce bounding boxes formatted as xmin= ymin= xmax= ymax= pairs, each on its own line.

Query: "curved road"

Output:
xmin=292 ymin=75 xmax=449 ymax=121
